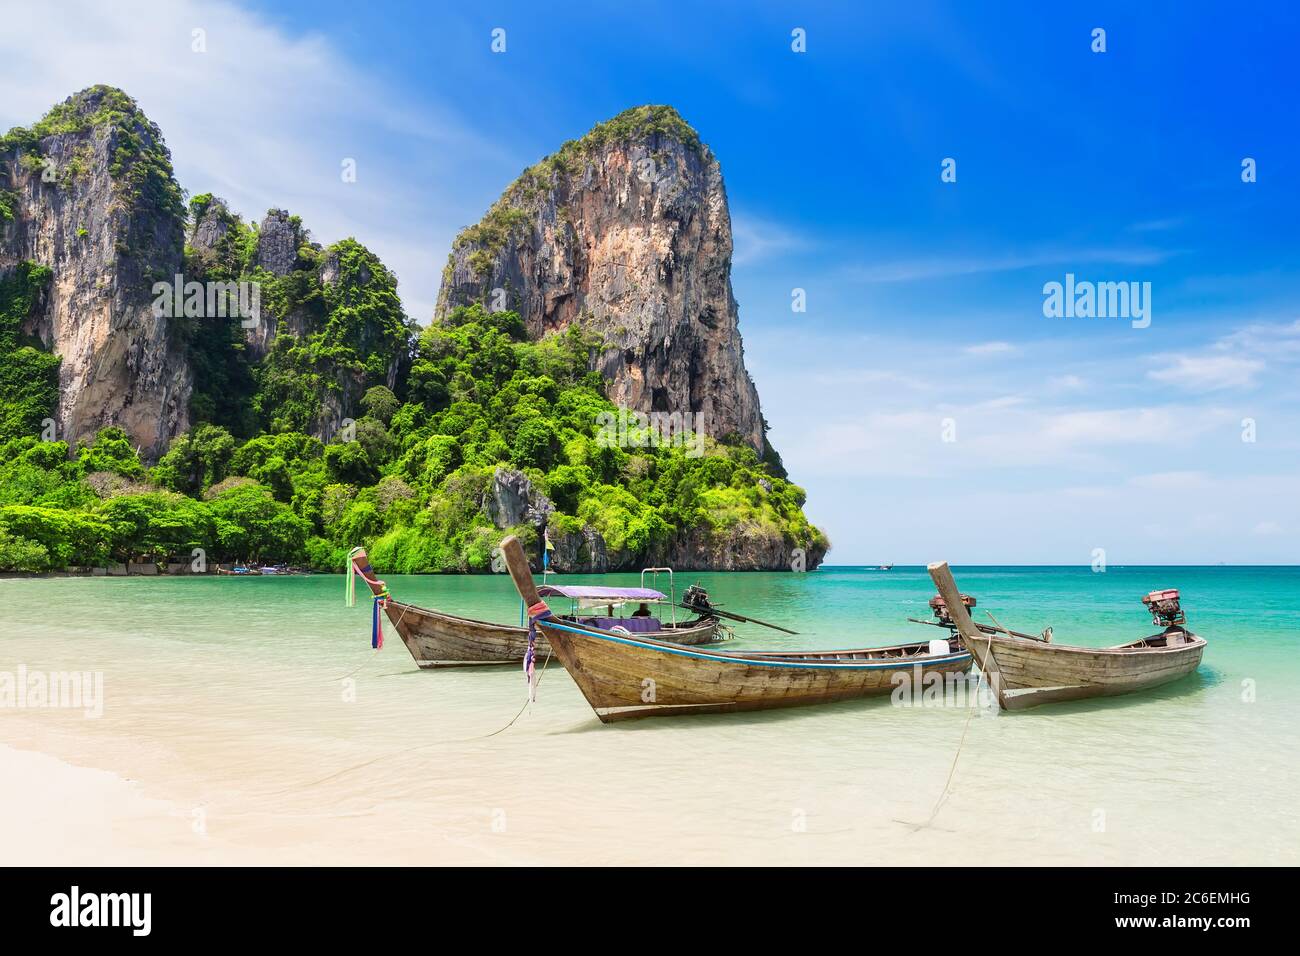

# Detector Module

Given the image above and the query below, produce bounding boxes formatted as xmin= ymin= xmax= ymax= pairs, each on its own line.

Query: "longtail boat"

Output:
xmin=347 ymin=548 xmax=722 ymax=668
xmin=926 ymin=561 xmax=1206 ymax=710
xmin=499 ymin=535 xmax=973 ymax=722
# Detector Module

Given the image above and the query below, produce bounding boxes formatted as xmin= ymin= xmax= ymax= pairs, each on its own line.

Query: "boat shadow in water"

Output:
xmin=544 ymin=691 xmax=908 ymax=734
xmin=988 ymin=666 xmax=1220 ymax=718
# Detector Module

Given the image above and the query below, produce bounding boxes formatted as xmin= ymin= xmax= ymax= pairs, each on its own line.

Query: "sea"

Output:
xmin=1 ymin=565 xmax=1295 ymax=864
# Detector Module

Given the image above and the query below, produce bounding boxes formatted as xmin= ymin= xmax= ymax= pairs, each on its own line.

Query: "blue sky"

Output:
xmin=3 ymin=0 xmax=1298 ymax=563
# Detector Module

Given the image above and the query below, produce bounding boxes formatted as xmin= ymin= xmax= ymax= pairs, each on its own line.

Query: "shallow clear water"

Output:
xmin=1 ymin=566 xmax=1296 ymax=864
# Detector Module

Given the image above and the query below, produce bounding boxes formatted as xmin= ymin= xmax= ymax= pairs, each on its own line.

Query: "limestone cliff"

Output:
xmin=436 ymin=106 xmax=772 ymax=460
xmin=182 ymin=196 xmax=409 ymax=442
xmin=0 ymin=86 xmax=190 ymax=458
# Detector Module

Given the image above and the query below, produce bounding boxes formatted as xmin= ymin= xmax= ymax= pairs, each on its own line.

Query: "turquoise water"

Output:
xmin=1 ymin=566 xmax=1296 ymax=864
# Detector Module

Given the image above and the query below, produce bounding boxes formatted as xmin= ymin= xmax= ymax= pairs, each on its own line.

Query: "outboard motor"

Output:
xmin=929 ymin=593 xmax=976 ymax=629
xmin=1142 ymin=589 xmax=1185 ymax=627
xmin=682 ymin=584 xmax=714 ymax=613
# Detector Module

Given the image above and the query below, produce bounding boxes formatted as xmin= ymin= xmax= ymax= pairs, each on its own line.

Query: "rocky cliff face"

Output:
xmin=185 ymin=203 xmax=316 ymax=361
xmin=484 ymin=466 xmax=827 ymax=573
xmin=436 ymin=106 xmax=768 ymax=455
xmin=182 ymin=195 xmax=407 ymax=441
xmin=0 ymin=86 xmax=190 ymax=459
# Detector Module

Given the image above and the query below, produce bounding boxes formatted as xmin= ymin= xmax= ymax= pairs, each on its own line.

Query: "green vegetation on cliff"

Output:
xmin=1 ymin=85 xmax=185 ymax=221
xmin=179 ymin=200 xmax=412 ymax=438
xmin=0 ymin=299 xmax=825 ymax=572
xmin=0 ymin=261 xmax=59 ymax=443
xmin=0 ymin=93 xmax=824 ymax=573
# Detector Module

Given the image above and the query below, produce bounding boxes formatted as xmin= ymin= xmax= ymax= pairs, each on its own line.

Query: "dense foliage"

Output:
xmin=0 ymin=296 xmax=825 ymax=572
xmin=0 ymin=261 xmax=60 ymax=443
xmin=0 ymin=94 xmax=824 ymax=573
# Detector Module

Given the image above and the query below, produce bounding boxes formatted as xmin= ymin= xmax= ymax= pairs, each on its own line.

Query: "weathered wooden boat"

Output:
xmin=926 ymin=561 xmax=1206 ymax=710
xmin=347 ymin=548 xmax=722 ymax=668
xmin=499 ymin=535 xmax=973 ymax=722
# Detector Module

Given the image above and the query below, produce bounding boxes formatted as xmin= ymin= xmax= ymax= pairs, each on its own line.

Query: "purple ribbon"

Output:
xmin=525 ymin=604 xmax=553 ymax=698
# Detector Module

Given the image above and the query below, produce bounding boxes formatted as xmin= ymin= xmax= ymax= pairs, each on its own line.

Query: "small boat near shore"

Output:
xmin=926 ymin=561 xmax=1206 ymax=710
xmin=499 ymin=535 xmax=973 ymax=722
xmin=347 ymin=547 xmax=723 ymax=667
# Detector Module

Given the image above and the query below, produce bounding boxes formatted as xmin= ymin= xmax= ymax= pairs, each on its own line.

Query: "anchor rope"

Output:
xmin=903 ymin=658 xmax=990 ymax=830
xmin=265 ymin=649 xmax=555 ymax=799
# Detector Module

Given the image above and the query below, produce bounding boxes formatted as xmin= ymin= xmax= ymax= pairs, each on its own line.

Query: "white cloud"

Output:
xmin=1127 ymin=471 xmax=1210 ymax=490
xmin=1148 ymin=354 xmax=1264 ymax=391
xmin=844 ymin=245 xmax=1173 ymax=283
xmin=964 ymin=341 xmax=1016 ymax=356
xmin=808 ymin=368 xmax=932 ymax=391
xmin=1040 ymin=408 xmax=1187 ymax=445
xmin=1145 ymin=317 xmax=1300 ymax=393
xmin=1128 ymin=216 xmax=1185 ymax=233
xmin=0 ymin=0 xmax=513 ymax=323
xmin=731 ymin=213 xmax=809 ymax=266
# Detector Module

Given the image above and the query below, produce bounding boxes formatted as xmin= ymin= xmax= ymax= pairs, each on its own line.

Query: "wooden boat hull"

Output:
xmin=382 ymin=601 xmax=722 ymax=668
xmin=964 ymin=629 xmax=1206 ymax=710
xmin=536 ymin=620 xmax=974 ymax=722
xmin=927 ymin=561 xmax=1208 ymax=711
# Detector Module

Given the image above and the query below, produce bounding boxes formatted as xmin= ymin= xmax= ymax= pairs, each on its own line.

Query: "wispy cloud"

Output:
xmin=731 ymin=213 xmax=810 ymax=266
xmin=1146 ymin=316 xmax=1300 ymax=392
xmin=1127 ymin=471 xmax=1211 ymax=490
xmin=843 ymin=245 xmax=1174 ymax=284
xmin=0 ymin=0 xmax=512 ymax=323
xmin=1128 ymin=216 xmax=1186 ymax=233
xmin=1039 ymin=408 xmax=1215 ymax=446
xmin=1050 ymin=374 xmax=1086 ymax=390
xmin=964 ymin=341 xmax=1016 ymax=356
xmin=1148 ymin=354 xmax=1264 ymax=391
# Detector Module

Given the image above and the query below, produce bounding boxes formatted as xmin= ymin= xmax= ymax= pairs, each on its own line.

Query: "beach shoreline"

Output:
xmin=2 ymin=568 xmax=1296 ymax=867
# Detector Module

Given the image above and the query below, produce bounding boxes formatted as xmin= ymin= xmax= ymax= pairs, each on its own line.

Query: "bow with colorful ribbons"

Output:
xmin=524 ymin=599 xmax=552 ymax=701
xmin=369 ymin=583 xmax=391 ymax=649
xmin=347 ymin=546 xmax=389 ymax=649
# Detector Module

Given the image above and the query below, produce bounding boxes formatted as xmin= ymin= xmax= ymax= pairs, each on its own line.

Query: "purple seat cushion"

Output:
xmin=588 ymin=616 xmax=662 ymax=633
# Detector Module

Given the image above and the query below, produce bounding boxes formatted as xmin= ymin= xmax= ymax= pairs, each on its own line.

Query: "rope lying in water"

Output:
xmin=262 ymin=649 xmax=555 ymax=799
xmin=898 ymin=663 xmax=989 ymax=831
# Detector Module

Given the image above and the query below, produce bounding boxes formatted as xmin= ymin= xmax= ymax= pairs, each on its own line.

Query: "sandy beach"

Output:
xmin=3 ymin=570 xmax=1297 ymax=867
xmin=0 ymin=743 xmax=225 ymax=866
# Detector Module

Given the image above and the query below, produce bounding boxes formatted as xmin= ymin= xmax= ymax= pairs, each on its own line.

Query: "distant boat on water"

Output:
xmin=219 ymin=564 xmax=308 ymax=576
xmin=873 ymin=563 xmax=895 ymax=571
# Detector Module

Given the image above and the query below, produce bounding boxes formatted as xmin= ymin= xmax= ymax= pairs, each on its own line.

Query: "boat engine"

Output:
xmin=681 ymin=584 xmax=714 ymax=613
xmin=929 ymin=593 xmax=976 ymax=628
xmin=1142 ymin=588 xmax=1185 ymax=627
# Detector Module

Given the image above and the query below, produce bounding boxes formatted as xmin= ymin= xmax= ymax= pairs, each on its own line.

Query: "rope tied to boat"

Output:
xmin=525 ymin=599 xmax=553 ymax=701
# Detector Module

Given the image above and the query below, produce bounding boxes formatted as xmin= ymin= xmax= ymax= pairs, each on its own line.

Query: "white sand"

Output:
xmin=0 ymin=742 xmax=275 ymax=865
xmin=3 ymin=743 xmax=186 ymax=864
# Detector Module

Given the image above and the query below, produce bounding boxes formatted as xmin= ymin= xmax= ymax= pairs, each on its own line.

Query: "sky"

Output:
xmin=2 ymin=0 xmax=1297 ymax=564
